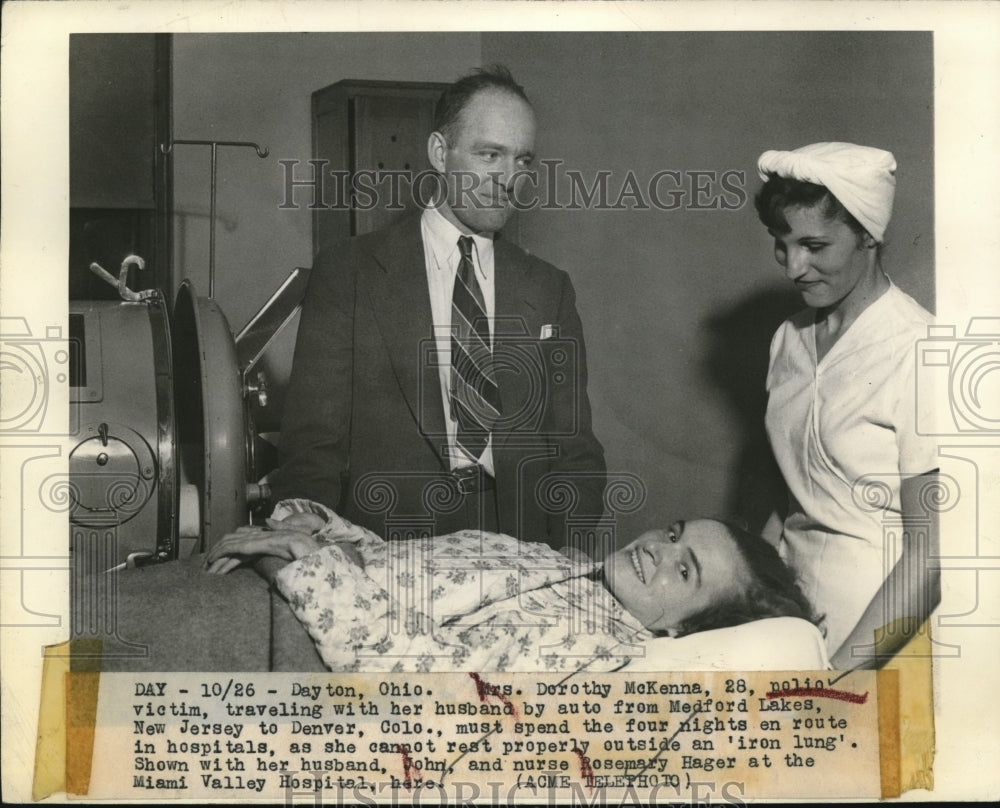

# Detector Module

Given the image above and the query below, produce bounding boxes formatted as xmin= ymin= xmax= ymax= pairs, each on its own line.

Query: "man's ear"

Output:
xmin=427 ymin=131 xmax=448 ymax=173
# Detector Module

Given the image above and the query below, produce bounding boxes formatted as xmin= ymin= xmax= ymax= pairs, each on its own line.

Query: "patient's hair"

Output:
xmin=674 ymin=522 xmax=819 ymax=638
xmin=434 ymin=64 xmax=530 ymax=142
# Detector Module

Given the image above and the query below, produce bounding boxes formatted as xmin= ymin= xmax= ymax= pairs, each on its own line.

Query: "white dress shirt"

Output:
xmin=420 ymin=205 xmax=496 ymax=474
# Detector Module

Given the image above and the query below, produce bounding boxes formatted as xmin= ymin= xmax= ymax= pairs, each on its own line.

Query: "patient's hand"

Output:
xmin=270 ymin=512 xmax=364 ymax=568
xmin=204 ymin=524 xmax=323 ymax=574
xmin=204 ymin=511 xmax=365 ymax=574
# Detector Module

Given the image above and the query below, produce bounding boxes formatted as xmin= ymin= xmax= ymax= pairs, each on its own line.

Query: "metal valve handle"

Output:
xmin=89 ymin=255 xmax=159 ymax=302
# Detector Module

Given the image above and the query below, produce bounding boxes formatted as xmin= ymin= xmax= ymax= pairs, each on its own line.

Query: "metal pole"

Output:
xmin=159 ymin=139 xmax=269 ymax=298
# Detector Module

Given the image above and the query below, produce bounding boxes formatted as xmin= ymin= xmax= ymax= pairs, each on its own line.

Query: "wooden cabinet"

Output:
xmin=312 ymin=78 xmax=523 ymax=255
xmin=311 ymin=80 xmax=448 ymax=254
xmin=69 ymin=34 xmax=172 ymax=299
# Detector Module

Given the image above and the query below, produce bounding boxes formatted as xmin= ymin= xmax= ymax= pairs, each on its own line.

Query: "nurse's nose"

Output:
xmin=784 ymin=246 xmax=811 ymax=281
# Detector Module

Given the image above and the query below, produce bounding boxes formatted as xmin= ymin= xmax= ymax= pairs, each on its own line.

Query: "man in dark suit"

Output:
xmin=269 ymin=65 xmax=606 ymax=549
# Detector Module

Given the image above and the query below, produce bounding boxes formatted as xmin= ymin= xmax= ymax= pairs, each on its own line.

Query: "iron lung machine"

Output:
xmin=68 ymin=259 xmax=308 ymax=569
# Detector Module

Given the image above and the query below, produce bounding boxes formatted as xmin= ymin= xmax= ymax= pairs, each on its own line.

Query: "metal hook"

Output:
xmin=160 ymin=139 xmax=269 ymax=159
xmin=118 ymin=255 xmax=145 ymax=300
xmin=88 ymin=255 xmax=158 ymax=302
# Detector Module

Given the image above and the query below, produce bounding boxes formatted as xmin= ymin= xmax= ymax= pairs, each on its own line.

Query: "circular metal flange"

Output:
xmin=173 ymin=281 xmax=248 ymax=551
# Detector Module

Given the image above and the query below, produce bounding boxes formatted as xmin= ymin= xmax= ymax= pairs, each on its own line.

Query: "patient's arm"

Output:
xmin=205 ymin=513 xmax=364 ymax=574
xmin=205 ymin=525 xmax=321 ymax=574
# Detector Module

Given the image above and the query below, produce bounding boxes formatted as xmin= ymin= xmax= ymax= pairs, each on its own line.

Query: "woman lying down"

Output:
xmin=206 ymin=500 xmax=816 ymax=673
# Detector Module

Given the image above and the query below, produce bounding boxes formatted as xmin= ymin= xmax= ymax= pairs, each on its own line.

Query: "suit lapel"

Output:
xmin=493 ymin=240 xmax=540 ymax=450
xmin=365 ymin=215 xmax=449 ymax=464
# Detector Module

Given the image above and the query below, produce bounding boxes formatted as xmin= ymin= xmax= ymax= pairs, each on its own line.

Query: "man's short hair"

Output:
xmin=434 ymin=64 xmax=530 ymax=142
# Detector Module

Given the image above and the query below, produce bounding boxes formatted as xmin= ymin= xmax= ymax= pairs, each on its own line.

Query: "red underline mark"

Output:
xmin=766 ymin=687 xmax=869 ymax=704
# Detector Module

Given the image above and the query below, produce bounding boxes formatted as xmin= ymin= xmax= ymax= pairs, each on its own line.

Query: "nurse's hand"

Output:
xmin=204 ymin=523 xmax=322 ymax=575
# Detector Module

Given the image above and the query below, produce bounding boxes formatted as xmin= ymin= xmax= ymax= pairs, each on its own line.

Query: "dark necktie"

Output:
xmin=450 ymin=236 xmax=500 ymax=462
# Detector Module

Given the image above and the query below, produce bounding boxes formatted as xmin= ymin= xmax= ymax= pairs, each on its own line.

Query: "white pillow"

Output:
xmin=625 ymin=617 xmax=830 ymax=671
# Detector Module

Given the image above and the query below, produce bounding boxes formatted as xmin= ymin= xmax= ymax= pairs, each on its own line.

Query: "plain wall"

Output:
xmin=170 ymin=32 xmax=483 ymax=412
xmin=171 ymin=32 xmax=934 ymax=543
xmin=482 ymin=31 xmax=934 ymax=538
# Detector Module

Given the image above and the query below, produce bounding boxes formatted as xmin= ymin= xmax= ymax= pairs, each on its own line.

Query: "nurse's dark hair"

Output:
xmin=673 ymin=522 xmax=821 ymax=638
xmin=434 ymin=64 xmax=530 ymax=142
xmin=754 ymin=174 xmax=873 ymax=241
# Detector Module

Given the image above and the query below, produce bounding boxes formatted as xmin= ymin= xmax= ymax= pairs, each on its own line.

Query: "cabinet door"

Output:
xmin=70 ymin=35 xmax=159 ymax=210
xmin=350 ymin=94 xmax=438 ymax=235
xmin=313 ymin=80 xmax=522 ymax=255
xmin=312 ymin=81 xmax=446 ymax=255
xmin=69 ymin=34 xmax=172 ymax=299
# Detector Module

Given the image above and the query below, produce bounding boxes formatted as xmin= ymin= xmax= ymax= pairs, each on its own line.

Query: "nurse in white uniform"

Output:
xmin=754 ymin=142 xmax=940 ymax=670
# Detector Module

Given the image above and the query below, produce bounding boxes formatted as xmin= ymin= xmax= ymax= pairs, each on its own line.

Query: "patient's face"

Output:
xmin=602 ymin=519 xmax=750 ymax=634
